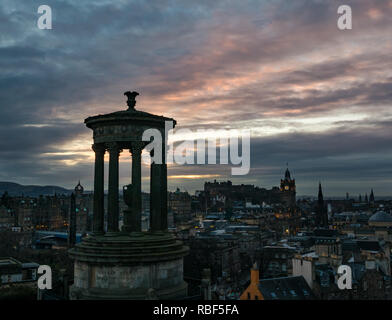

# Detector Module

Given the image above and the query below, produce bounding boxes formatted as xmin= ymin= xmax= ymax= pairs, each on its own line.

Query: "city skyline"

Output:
xmin=0 ymin=174 xmax=384 ymax=199
xmin=1 ymin=0 xmax=392 ymax=195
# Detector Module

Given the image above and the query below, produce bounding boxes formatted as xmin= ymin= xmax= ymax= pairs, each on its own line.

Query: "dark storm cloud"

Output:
xmin=166 ymin=121 xmax=392 ymax=195
xmin=249 ymin=124 xmax=392 ymax=165
xmin=0 ymin=124 xmax=86 ymax=157
xmin=0 ymin=0 xmax=391 ymax=195
xmin=172 ymin=74 xmax=392 ymax=126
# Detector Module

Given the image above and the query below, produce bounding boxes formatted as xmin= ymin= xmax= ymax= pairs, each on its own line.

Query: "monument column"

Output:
xmin=107 ymin=142 xmax=120 ymax=233
xmin=160 ymin=139 xmax=168 ymax=231
xmin=130 ymin=141 xmax=143 ymax=232
xmin=150 ymin=149 xmax=161 ymax=232
xmin=92 ymin=144 xmax=105 ymax=235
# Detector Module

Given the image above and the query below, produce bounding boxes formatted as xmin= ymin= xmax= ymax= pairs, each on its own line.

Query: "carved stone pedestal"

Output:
xmin=69 ymin=233 xmax=188 ymax=300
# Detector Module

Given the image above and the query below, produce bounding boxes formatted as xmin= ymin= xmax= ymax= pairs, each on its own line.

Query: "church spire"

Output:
xmin=318 ymin=182 xmax=323 ymax=201
xmin=285 ymin=163 xmax=291 ymax=180
xmin=369 ymin=189 xmax=375 ymax=203
xmin=317 ymin=182 xmax=327 ymax=228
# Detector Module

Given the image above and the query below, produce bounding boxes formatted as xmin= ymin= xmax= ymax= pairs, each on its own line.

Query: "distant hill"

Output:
xmin=0 ymin=181 xmax=72 ymax=197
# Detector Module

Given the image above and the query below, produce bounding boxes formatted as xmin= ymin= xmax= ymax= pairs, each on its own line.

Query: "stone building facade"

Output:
xmin=168 ymin=188 xmax=192 ymax=225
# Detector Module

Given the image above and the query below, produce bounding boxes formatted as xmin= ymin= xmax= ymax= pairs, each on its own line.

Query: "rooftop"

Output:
xmin=369 ymin=211 xmax=392 ymax=223
xmin=258 ymin=276 xmax=315 ymax=300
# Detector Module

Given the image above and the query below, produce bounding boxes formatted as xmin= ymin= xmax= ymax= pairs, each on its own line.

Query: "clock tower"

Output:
xmin=280 ymin=166 xmax=296 ymax=207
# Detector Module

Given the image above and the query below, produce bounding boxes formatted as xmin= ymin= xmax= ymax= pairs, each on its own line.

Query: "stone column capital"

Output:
xmin=130 ymin=141 xmax=144 ymax=155
xmin=106 ymin=142 xmax=122 ymax=155
xmin=92 ymin=143 xmax=105 ymax=155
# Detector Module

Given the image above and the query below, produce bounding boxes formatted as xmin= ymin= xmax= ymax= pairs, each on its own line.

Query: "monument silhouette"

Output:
xmin=69 ymin=92 xmax=188 ymax=300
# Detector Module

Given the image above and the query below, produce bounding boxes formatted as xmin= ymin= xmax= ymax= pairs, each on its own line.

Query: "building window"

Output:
xmin=255 ymin=295 xmax=259 ymax=300
xmin=290 ymin=290 xmax=297 ymax=297
xmin=247 ymin=292 xmax=250 ymax=299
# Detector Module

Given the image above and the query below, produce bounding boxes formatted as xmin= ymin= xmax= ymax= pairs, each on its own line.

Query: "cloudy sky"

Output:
xmin=0 ymin=0 xmax=391 ymax=196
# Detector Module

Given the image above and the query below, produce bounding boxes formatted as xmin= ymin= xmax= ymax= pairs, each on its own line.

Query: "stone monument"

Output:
xmin=68 ymin=92 xmax=189 ymax=299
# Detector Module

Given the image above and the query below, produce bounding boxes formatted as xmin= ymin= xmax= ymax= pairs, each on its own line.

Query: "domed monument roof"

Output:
xmin=84 ymin=91 xmax=176 ymax=145
xmin=85 ymin=91 xmax=175 ymax=130
xmin=369 ymin=211 xmax=392 ymax=224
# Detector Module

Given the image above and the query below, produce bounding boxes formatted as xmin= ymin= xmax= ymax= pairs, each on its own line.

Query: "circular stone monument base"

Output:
xmin=68 ymin=232 xmax=189 ymax=300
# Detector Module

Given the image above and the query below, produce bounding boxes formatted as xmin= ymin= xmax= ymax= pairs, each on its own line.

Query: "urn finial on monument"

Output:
xmin=124 ymin=91 xmax=139 ymax=110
